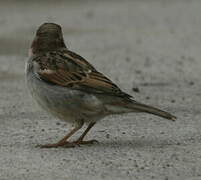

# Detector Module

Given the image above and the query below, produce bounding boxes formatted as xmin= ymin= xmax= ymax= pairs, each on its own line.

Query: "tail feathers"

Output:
xmin=128 ymin=102 xmax=176 ymax=121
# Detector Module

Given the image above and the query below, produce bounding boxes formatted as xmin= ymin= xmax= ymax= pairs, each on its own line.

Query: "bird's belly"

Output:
xmin=26 ymin=72 xmax=106 ymax=123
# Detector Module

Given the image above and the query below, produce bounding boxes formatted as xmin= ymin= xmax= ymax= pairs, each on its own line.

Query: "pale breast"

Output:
xmin=26 ymin=59 xmax=106 ymax=123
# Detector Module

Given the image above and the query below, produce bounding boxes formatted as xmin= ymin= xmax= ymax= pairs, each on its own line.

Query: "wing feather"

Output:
xmin=35 ymin=49 xmax=132 ymax=99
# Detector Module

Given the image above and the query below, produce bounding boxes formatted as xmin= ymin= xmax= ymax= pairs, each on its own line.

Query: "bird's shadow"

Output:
xmin=81 ymin=137 xmax=180 ymax=150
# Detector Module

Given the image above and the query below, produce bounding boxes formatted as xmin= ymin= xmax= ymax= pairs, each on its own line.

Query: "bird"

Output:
xmin=26 ymin=23 xmax=176 ymax=148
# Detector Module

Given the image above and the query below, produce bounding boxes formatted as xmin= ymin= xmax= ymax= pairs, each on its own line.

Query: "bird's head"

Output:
xmin=30 ymin=23 xmax=66 ymax=55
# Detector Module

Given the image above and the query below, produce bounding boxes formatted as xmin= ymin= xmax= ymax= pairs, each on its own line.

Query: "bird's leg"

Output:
xmin=37 ymin=122 xmax=84 ymax=148
xmin=73 ymin=122 xmax=98 ymax=145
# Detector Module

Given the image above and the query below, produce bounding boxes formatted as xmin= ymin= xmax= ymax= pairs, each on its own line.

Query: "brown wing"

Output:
xmin=35 ymin=49 xmax=132 ymax=99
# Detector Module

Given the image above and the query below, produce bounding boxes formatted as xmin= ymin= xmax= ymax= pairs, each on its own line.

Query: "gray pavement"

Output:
xmin=0 ymin=1 xmax=201 ymax=180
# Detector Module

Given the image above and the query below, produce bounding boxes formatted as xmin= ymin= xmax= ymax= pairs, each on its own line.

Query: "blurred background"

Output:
xmin=0 ymin=0 xmax=201 ymax=180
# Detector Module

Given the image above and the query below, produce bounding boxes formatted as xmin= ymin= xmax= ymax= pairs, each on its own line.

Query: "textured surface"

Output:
xmin=0 ymin=1 xmax=201 ymax=180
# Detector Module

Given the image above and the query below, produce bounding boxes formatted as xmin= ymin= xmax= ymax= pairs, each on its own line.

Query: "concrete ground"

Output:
xmin=0 ymin=0 xmax=201 ymax=179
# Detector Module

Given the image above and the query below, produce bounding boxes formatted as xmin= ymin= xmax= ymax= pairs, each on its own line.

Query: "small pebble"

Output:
xmin=125 ymin=57 xmax=131 ymax=62
xmin=132 ymin=87 xmax=140 ymax=93
xmin=165 ymin=177 xmax=169 ymax=180
xmin=189 ymin=81 xmax=194 ymax=86
xmin=135 ymin=70 xmax=142 ymax=74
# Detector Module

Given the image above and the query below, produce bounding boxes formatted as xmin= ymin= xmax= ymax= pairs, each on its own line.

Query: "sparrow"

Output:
xmin=26 ymin=23 xmax=176 ymax=148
